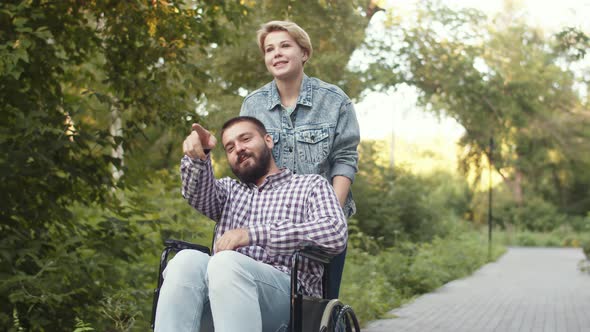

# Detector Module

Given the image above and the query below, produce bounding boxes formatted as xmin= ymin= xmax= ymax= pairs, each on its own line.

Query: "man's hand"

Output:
xmin=182 ymin=123 xmax=217 ymax=160
xmin=215 ymin=228 xmax=250 ymax=252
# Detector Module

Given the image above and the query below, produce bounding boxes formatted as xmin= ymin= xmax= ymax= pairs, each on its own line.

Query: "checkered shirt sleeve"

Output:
xmin=180 ymin=155 xmax=228 ymax=222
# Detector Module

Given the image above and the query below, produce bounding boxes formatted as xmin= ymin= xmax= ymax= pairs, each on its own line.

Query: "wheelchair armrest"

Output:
xmin=164 ymin=239 xmax=210 ymax=255
xmin=296 ymin=241 xmax=332 ymax=264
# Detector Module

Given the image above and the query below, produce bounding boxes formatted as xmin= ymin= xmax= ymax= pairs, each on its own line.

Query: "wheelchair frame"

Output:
xmin=150 ymin=239 xmax=360 ymax=332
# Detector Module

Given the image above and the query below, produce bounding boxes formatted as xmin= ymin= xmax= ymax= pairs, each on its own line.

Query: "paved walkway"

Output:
xmin=364 ymin=247 xmax=590 ymax=332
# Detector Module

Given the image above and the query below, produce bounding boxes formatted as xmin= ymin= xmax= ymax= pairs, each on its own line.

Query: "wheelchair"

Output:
xmin=151 ymin=239 xmax=360 ymax=331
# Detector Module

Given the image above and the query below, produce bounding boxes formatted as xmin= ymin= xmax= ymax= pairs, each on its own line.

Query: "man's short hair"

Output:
xmin=256 ymin=20 xmax=313 ymax=63
xmin=221 ymin=116 xmax=268 ymax=140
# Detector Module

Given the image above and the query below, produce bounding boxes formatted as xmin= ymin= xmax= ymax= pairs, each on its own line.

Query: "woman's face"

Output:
xmin=263 ymin=31 xmax=308 ymax=82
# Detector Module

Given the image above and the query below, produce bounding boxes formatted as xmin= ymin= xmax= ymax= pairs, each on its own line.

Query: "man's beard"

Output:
xmin=231 ymin=146 xmax=272 ymax=184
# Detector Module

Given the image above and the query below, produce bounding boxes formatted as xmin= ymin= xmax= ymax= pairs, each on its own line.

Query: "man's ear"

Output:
xmin=264 ymin=134 xmax=274 ymax=149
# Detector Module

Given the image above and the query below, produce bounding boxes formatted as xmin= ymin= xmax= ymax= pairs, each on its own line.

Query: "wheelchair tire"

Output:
xmin=318 ymin=299 xmax=361 ymax=332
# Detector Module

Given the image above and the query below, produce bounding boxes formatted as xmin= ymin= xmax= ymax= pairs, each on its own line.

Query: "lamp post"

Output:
xmin=488 ymin=136 xmax=494 ymax=260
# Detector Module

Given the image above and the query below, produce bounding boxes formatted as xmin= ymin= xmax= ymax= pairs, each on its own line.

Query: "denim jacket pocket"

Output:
xmin=295 ymin=128 xmax=330 ymax=164
xmin=268 ymin=131 xmax=281 ymax=163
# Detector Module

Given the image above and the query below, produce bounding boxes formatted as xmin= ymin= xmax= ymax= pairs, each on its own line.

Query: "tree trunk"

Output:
xmin=110 ymin=102 xmax=124 ymax=181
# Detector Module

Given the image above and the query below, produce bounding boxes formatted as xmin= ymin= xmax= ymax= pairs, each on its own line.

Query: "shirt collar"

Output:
xmin=251 ymin=168 xmax=292 ymax=191
xmin=268 ymin=74 xmax=313 ymax=111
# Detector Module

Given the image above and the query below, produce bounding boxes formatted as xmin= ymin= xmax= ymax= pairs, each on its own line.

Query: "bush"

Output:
xmin=487 ymin=194 xmax=569 ymax=232
xmin=569 ymin=214 xmax=590 ymax=233
xmin=582 ymin=239 xmax=590 ymax=260
xmin=340 ymin=245 xmax=401 ymax=324
xmin=353 ymin=165 xmax=439 ymax=246
xmin=515 ymin=197 xmax=568 ymax=231
xmin=495 ymin=226 xmax=590 ymax=248
xmin=354 ymin=143 xmax=471 ymax=247
xmin=31 ymin=169 xmax=216 ymax=331
xmin=515 ymin=232 xmax=538 ymax=246
xmin=579 ymin=236 xmax=590 ymax=274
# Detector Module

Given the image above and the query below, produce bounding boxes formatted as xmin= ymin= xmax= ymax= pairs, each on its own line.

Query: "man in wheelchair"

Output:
xmin=154 ymin=116 xmax=348 ymax=332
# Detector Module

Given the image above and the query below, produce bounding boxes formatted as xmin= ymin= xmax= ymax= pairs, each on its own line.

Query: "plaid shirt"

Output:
xmin=180 ymin=155 xmax=347 ymax=296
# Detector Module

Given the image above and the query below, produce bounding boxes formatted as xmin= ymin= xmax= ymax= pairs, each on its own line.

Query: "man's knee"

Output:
xmin=163 ymin=249 xmax=209 ymax=285
xmin=207 ymin=251 xmax=250 ymax=286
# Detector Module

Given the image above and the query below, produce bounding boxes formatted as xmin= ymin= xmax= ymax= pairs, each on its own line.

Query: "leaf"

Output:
xmin=12 ymin=16 xmax=27 ymax=27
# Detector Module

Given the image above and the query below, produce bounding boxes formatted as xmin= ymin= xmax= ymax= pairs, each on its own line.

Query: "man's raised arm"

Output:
xmin=180 ymin=123 xmax=228 ymax=221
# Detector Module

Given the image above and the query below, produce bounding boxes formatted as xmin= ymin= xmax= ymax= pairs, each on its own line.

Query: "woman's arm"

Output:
xmin=329 ymin=100 xmax=360 ymax=199
xmin=332 ymin=175 xmax=352 ymax=208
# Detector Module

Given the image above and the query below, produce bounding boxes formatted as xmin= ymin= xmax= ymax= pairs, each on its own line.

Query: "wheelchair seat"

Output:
xmin=151 ymin=239 xmax=360 ymax=332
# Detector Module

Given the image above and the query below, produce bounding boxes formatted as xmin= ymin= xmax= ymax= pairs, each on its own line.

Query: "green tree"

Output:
xmin=362 ymin=1 xmax=590 ymax=216
xmin=0 ymin=1 xmax=245 ymax=329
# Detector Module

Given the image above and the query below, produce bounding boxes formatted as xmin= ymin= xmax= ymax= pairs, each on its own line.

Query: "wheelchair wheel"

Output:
xmin=318 ymin=299 xmax=361 ymax=332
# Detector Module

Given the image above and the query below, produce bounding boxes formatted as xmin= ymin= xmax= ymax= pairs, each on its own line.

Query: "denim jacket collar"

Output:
xmin=268 ymin=74 xmax=313 ymax=111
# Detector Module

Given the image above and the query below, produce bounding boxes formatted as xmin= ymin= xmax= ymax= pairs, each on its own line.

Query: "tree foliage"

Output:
xmin=363 ymin=1 xmax=590 ymax=215
xmin=0 ymin=0 xmax=245 ymax=329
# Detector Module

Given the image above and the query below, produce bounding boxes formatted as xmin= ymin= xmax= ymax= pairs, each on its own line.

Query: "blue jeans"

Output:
xmin=154 ymin=250 xmax=291 ymax=332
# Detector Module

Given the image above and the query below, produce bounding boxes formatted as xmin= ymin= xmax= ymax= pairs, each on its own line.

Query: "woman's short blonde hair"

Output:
xmin=257 ymin=20 xmax=313 ymax=62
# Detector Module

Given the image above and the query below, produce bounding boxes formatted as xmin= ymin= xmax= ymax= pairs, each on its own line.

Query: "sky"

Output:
xmin=355 ymin=0 xmax=590 ymax=141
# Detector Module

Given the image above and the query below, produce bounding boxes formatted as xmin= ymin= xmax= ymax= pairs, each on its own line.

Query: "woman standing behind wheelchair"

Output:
xmin=240 ymin=20 xmax=360 ymax=297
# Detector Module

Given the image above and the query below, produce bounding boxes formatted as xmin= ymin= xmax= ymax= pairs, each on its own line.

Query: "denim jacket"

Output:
xmin=240 ymin=75 xmax=360 ymax=217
